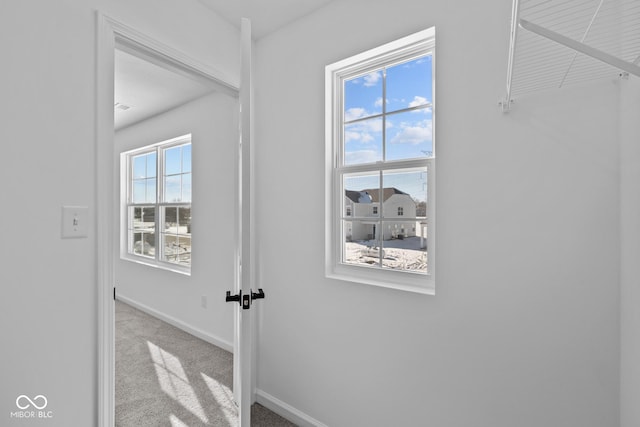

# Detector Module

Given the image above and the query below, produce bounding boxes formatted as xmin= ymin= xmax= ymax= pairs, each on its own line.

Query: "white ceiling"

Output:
xmin=115 ymin=1 xmax=333 ymax=130
xmin=114 ymin=49 xmax=217 ymax=130
xmin=198 ymin=0 xmax=334 ymax=40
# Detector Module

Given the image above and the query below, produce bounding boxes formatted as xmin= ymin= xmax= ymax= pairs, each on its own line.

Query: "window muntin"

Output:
xmin=123 ymin=135 xmax=192 ymax=273
xmin=326 ymin=28 xmax=435 ymax=293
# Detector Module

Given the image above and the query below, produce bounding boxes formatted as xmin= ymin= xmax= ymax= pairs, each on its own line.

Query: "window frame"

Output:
xmin=121 ymin=134 xmax=192 ymax=275
xmin=325 ymin=28 xmax=436 ymax=294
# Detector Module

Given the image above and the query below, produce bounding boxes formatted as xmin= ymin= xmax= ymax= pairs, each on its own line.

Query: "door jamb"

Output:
xmin=95 ymin=13 xmax=239 ymax=427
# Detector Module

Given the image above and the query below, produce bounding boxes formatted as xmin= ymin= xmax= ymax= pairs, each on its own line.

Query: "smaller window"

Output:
xmin=346 ymin=206 xmax=352 ymax=216
xmin=398 ymin=207 xmax=404 ymax=216
xmin=373 ymin=206 xmax=378 ymax=215
xmin=122 ymin=134 xmax=192 ymax=274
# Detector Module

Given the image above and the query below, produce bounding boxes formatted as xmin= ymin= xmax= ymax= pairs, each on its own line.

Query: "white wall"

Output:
xmin=254 ymin=1 xmax=620 ymax=426
xmin=0 ymin=0 xmax=631 ymax=425
xmin=0 ymin=1 xmax=238 ymax=425
xmin=115 ymin=92 xmax=238 ymax=350
xmin=620 ymin=76 xmax=640 ymax=427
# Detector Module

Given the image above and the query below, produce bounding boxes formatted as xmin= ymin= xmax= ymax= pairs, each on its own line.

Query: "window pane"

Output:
xmin=177 ymin=207 xmax=191 ymax=234
xmin=161 ymin=206 xmax=191 ymax=266
xmin=133 ymin=232 xmax=155 ymax=256
xmin=163 ymin=207 xmax=191 ymax=235
xmin=162 ymin=235 xmax=191 ymax=266
xmin=164 ymin=207 xmax=177 ymax=229
xmin=164 ymin=175 xmax=181 ymax=202
xmin=344 ymin=118 xmax=382 ymax=165
xmin=165 ymin=146 xmax=182 ymax=175
xmin=385 ymin=109 xmax=433 ymax=161
xmin=382 ymin=169 xmax=427 ymax=218
xmin=344 ymin=173 xmax=380 ymax=219
xmin=182 ymin=173 xmax=192 ymax=203
xmin=182 ymin=144 xmax=192 ymax=173
xmin=132 ymin=232 xmax=143 ymax=254
xmin=344 ymin=70 xmax=383 ymax=122
xmin=131 ymin=209 xmax=155 ymax=257
xmin=132 ymin=180 xmax=145 ymax=203
xmin=132 ymin=207 xmax=155 ymax=231
xmin=132 ymin=178 xmax=156 ymax=203
xmin=177 ymin=236 xmax=192 ymax=266
xmin=146 ymin=152 xmax=157 ymax=178
xmin=145 ymin=178 xmax=156 ymax=203
xmin=343 ymin=220 xmax=382 ymax=267
xmin=133 ymin=152 xmax=156 ymax=179
xmin=381 ymin=221 xmax=427 ymax=273
xmin=133 ymin=155 xmax=147 ymax=179
xmin=386 ymin=55 xmax=432 ymax=114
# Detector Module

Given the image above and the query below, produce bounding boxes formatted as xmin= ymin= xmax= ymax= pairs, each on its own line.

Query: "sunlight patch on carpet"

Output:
xmin=147 ymin=341 xmax=209 ymax=424
xmin=201 ymin=372 xmax=237 ymax=424
xmin=169 ymin=413 xmax=189 ymax=427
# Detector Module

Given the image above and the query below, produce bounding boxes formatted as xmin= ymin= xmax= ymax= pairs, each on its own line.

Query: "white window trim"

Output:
xmin=120 ymin=134 xmax=192 ymax=275
xmin=325 ymin=28 xmax=436 ymax=295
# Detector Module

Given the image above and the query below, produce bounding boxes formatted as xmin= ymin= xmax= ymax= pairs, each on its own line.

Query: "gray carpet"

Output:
xmin=115 ymin=300 xmax=296 ymax=427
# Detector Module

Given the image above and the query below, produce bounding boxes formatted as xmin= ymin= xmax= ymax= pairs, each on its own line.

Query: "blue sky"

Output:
xmin=343 ymin=54 xmax=433 ymax=168
xmin=343 ymin=55 xmax=432 ymax=202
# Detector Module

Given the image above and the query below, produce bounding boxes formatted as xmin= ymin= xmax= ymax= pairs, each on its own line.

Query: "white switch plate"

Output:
xmin=62 ymin=206 xmax=89 ymax=238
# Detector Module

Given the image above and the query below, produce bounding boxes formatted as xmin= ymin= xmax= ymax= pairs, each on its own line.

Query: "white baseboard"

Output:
xmin=255 ymin=389 xmax=328 ymax=427
xmin=116 ymin=294 xmax=234 ymax=353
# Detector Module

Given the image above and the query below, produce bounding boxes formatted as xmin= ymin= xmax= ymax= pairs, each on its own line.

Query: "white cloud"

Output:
xmin=345 ymin=131 xmax=362 ymax=143
xmin=408 ymin=96 xmax=428 ymax=108
xmin=345 ymin=150 xmax=379 ymax=165
xmin=390 ymin=121 xmax=433 ymax=145
xmin=360 ymin=133 xmax=374 ymax=143
xmin=345 ymin=107 xmax=368 ymax=122
xmin=374 ymin=97 xmax=390 ymax=109
xmin=345 ymin=130 xmax=375 ymax=145
xmin=346 ymin=117 xmax=383 ymax=132
xmin=363 ymin=71 xmax=382 ymax=87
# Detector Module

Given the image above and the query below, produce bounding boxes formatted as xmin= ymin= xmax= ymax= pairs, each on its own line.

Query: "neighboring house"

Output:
xmin=344 ymin=187 xmax=423 ymax=241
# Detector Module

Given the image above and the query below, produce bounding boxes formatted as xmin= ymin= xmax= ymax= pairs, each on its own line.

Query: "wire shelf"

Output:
xmin=502 ymin=0 xmax=640 ymax=108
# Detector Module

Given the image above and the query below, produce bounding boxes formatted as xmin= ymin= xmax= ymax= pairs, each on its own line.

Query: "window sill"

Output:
xmin=120 ymin=255 xmax=191 ymax=276
xmin=327 ymin=263 xmax=434 ymax=295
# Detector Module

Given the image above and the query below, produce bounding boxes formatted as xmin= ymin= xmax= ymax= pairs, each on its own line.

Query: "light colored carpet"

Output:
xmin=115 ymin=300 xmax=296 ymax=427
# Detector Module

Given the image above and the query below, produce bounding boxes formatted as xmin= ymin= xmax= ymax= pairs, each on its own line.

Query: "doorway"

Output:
xmin=112 ymin=39 xmax=239 ymax=426
xmin=96 ymin=14 xmax=242 ymax=427
xmin=97 ymin=16 xmax=280 ymax=426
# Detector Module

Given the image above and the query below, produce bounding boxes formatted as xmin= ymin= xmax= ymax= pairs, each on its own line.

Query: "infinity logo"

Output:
xmin=16 ymin=395 xmax=48 ymax=410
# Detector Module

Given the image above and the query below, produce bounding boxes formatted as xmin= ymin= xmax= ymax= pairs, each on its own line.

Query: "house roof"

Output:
xmin=345 ymin=190 xmax=372 ymax=203
xmin=345 ymin=187 xmax=408 ymax=203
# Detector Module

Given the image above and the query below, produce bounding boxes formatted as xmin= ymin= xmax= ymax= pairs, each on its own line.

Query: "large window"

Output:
xmin=122 ymin=134 xmax=192 ymax=273
xmin=325 ymin=28 xmax=435 ymax=294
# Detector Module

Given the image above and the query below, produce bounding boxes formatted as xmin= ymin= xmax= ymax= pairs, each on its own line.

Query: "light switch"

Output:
xmin=62 ymin=206 xmax=89 ymax=238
